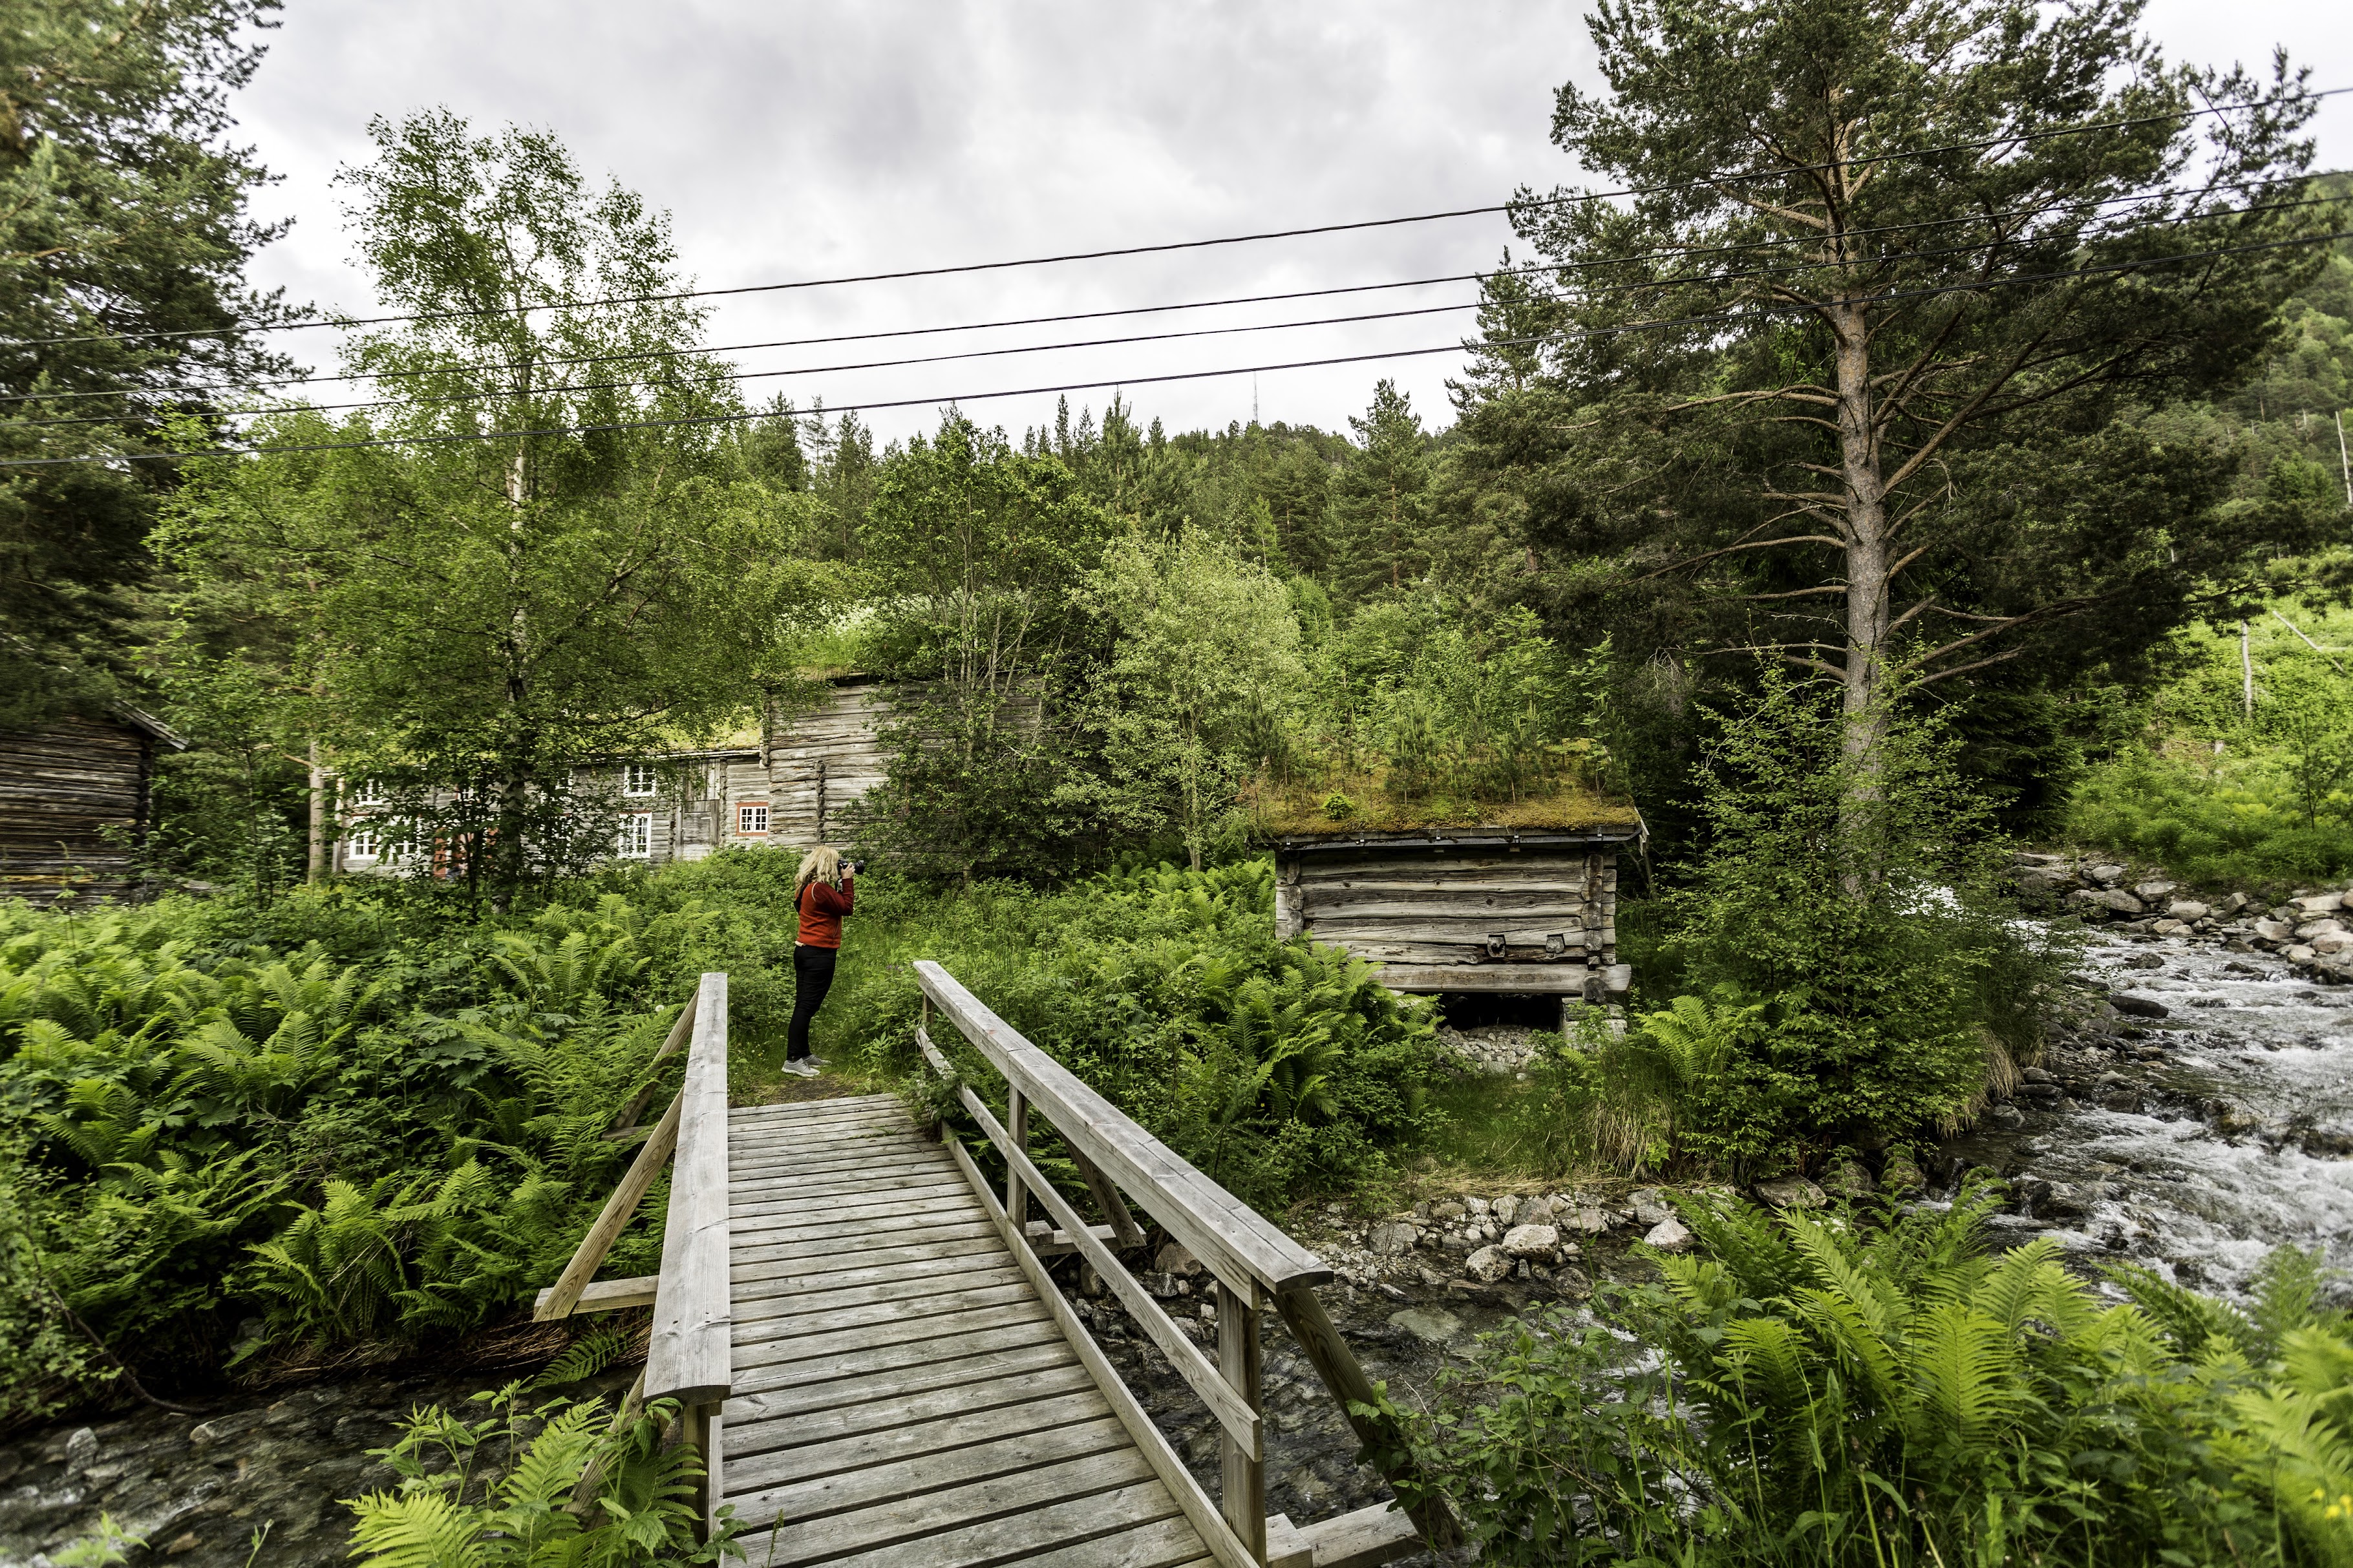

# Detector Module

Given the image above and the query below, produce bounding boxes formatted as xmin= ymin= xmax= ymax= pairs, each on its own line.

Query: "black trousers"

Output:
xmin=788 ymin=943 xmax=838 ymax=1061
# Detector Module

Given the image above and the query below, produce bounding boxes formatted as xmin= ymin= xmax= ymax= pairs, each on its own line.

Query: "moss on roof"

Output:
xmin=1242 ymin=767 xmax=1640 ymax=840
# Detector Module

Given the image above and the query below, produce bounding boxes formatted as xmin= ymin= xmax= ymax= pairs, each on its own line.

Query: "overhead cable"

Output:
xmin=6 ymin=85 xmax=2341 ymax=352
xmin=5 ymin=226 xmax=2342 ymax=470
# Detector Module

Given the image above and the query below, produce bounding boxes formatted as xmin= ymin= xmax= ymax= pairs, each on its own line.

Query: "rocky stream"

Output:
xmin=6 ymin=860 xmax=2350 ymax=1567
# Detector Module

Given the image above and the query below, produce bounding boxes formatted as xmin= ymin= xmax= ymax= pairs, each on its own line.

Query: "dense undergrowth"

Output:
xmin=0 ymin=852 xmax=1443 ymax=1419
xmin=1383 ymin=1185 xmax=2353 ymax=1568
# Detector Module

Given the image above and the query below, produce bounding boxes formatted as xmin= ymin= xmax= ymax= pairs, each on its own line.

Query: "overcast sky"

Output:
xmin=231 ymin=0 xmax=2353 ymax=448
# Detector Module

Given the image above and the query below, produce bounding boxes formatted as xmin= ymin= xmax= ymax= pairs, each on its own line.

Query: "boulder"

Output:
xmin=1464 ymin=1245 xmax=1513 ymax=1284
xmin=1755 ymin=1176 xmax=1828 ymax=1209
xmin=1492 ymin=1194 xmax=1521 ymax=1225
xmin=2287 ymin=944 xmax=2317 ymax=963
xmin=1387 ymin=1306 xmax=1463 ymax=1344
xmin=2021 ymin=1065 xmax=2055 ymax=1083
xmin=1882 ymin=1152 xmax=1926 ymax=1194
xmin=2166 ymin=900 xmax=2211 ymax=922
xmin=2314 ymin=933 xmax=2353 ymax=955
xmin=1467 ymin=1196 xmax=1493 ymax=1218
xmin=1367 ymin=1222 xmax=1422 ymax=1256
xmin=2111 ymin=994 xmax=2169 ymax=1019
xmin=62 ymin=1426 xmax=96 ymax=1479
xmin=2151 ymin=919 xmax=2188 ymax=936
xmin=1823 ymin=1158 xmax=1875 ymax=1202
xmin=1155 ymin=1242 xmax=1202 ymax=1277
xmin=1643 ymin=1216 xmax=1694 ymax=1252
xmin=2089 ymin=863 xmax=2127 ymax=885
xmin=2132 ymin=880 xmax=2178 ymax=902
xmin=2255 ymin=919 xmax=2297 ymax=942
xmin=2295 ymin=919 xmax=2346 ymax=941
xmin=1566 ymin=1206 xmax=1613 ymax=1234
xmin=1429 ymin=1200 xmax=1467 ymax=1222
xmin=2295 ymin=892 xmax=2347 ymax=916
xmin=2072 ymin=887 xmax=2145 ymax=915
xmin=1501 ymin=1224 xmax=1562 ymax=1260
xmin=1630 ymin=1189 xmax=1676 ymax=1227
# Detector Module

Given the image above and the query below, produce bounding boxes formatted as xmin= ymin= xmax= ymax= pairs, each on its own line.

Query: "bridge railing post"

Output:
xmin=1217 ymin=1281 xmax=1266 ymax=1561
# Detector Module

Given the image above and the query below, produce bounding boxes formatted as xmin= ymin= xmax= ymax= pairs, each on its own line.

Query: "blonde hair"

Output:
xmin=794 ymin=845 xmax=842 ymax=901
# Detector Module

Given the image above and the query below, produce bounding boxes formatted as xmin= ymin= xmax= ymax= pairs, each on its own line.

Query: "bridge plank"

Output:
xmin=733 ymin=1279 xmax=1037 ymax=1345
xmin=790 ymin=1480 xmax=1194 ymax=1568
xmin=734 ymin=1264 xmax=1026 ymax=1324
xmin=723 ymin=1362 xmax=1098 ymax=1461
xmin=732 ymin=1220 xmax=1001 ymax=1272
xmin=733 ymin=1253 xmax=1019 ymax=1309
xmin=730 ymin=1434 xmax=1150 ymax=1563
xmin=729 ymin=1317 xmax=1069 ymax=1400
xmin=723 ymin=1330 xmax=1073 ymax=1419
xmin=734 ymin=1298 xmax=1054 ymax=1373
xmin=730 ymin=1202 xmax=992 ymax=1247
xmin=728 ymin=1152 xmax=951 ymax=1185
xmin=730 ymin=1232 xmax=1001 ymax=1289
xmin=942 ymin=1512 xmax=1214 ymax=1568
xmin=725 ymin=1385 xmax=1114 ymax=1492
xmin=729 ymin=1178 xmax=973 ymax=1218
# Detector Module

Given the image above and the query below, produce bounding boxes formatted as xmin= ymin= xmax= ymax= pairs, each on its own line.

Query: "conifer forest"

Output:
xmin=4 ymin=1 xmax=2353 ymax=1564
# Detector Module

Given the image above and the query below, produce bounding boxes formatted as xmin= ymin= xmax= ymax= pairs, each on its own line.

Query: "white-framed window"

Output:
xmin=348 ymin=778 xmax=387 ymax=807
xmin=623 ymin=763 xmax=657 ymax=797
xmin=346 ymin=826 xmax=380 ymax=860
xmin=738 ymin=803 xmax=769 ymax=836
xmin=617 ymin=812 xmax=654 ymax=858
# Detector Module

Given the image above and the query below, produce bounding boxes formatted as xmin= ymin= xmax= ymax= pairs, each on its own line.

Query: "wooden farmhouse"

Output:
xmin=339 ymin=675 xmax=893 ymax=874
xmin=0 ymin=705 xmax=186 ymax=906
xmin=1272 ymin=827 xmax=1640 ymax=1008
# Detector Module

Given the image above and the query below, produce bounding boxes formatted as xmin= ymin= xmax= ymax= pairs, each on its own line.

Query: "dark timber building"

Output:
xmin=0 ymin=706 xmax=186 ymax=906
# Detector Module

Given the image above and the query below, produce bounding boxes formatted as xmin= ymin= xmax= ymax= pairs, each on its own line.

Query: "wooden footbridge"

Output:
xmin=536 ymin=966 xmax=1457 ymax=1568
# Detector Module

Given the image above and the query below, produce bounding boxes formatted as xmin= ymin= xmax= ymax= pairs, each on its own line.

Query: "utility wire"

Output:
xmin=7 ymin=85 xmax=2343 ymax=352
xmin=19 ymin=191 xmax=2347 ymax=432
xmin=6 ymin=226 xmax=2342 ymax=470
xmin=8 ymin=177 xmax=2338 ymax=414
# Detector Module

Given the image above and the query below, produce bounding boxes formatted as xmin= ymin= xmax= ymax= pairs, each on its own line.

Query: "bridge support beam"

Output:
xmin=1217 ymin=1281 xmax=1266 ymax=1562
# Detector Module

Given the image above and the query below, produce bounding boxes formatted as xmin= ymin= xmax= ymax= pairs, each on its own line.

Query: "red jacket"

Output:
xmin=796 ymin=874 xmax=854 ymax=949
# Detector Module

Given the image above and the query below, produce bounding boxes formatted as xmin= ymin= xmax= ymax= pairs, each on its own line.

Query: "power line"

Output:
xmin=7 ymin=85 xmax=2341 ymax=352
xmin=6 ymin=226 xmax=2341 ymax=470
xmin=9 ymin=176 xmax=2337 ymax=415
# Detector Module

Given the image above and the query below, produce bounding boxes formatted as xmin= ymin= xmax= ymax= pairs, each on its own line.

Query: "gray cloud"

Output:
xmin=234 ymin=0 xmax=2351 ymax=445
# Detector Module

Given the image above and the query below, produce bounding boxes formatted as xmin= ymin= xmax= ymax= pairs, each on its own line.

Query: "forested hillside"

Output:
xmin=5 ymin=0 xmax=2353 ymax=1563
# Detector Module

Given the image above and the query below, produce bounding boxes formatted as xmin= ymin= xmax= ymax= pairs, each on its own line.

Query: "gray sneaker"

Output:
xmin=781 ymin=1059 xmax=818 ymax=1079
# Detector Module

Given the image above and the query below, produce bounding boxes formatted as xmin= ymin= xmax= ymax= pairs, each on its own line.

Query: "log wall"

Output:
xmin=0 ymin=716 xmax=158 ymax=906
xmin=1275 ymin=836 xmax=1634 ymax=997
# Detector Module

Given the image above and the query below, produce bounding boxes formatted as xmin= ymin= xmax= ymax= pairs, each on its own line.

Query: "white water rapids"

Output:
xmin=1960 ymin=930 xmax=2353 ymax=1293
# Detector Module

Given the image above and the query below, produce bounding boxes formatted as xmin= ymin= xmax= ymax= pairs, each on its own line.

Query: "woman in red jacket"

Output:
xmin=785 ymin=845 xmax=856 ymax=1077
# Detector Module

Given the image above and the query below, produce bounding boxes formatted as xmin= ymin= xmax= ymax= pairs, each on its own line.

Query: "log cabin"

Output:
xmin=0 ymin=705 xmax=186 ymax=906
xmin=1272 ymin=827 xmax=1641 ymax=1008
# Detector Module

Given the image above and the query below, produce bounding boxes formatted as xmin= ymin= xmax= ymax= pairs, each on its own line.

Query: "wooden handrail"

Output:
xmin=645 ymin=971 xmax=731 ymax=1407
xmin=914 ymin=960 xmax=1330 ymax=1303
xmin=913 ymin=960 xmax=1456 ymax=1568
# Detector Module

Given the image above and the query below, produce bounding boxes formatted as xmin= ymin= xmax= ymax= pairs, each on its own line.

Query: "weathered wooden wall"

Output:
xmin=0 ymin=717 xmax=158 ymax=906
xmin=760 ymin=681 xmax=893 ymax=845
xmin=1275 ymin=835 xmax=1632 ymax=996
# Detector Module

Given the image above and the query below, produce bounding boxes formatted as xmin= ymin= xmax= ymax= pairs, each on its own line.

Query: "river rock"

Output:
xmin=1491 ymin=1194 xmax=1520 ymax=1225
xmin=2314 ymin=934 xmax=2353 ymax=955
xmin=2295 ymin=892 xmax=2347 ymax=916
xmin=2075 ymin=887 xmax=2146 ymax=916
xmin=2166 ymin=900 xmax=2211 ymax=921
xmin=60 ymin=1427 xmax=96 ymax=1479
xmin=1643 ymin=1216 xmax=1694 ymax=1252
xmin=1564 ymin=1206 xmax=1612 ymax=1234
xmin=1882 ymin=1151 xmax=1926 ymax=1194
xmin=1464 ymin=1245 xmax=1513 ymax=1283
xmin=2255 ymin=918 xmax=2296 ymax=942
xmin=1630 ymin=1189 xmax=1676 ymax=1226
xmin=1428 ymin=1200 xmax=1467 ymax=1222
xmin=2111 ymin=994 xmax=2169 ymax=1019
xmin=1387 ymin=1306 xmax=1462 ymax=1344
xmin=1755 ymin=1176 xmax=1827 ymax=1209
xmin=1367 ymin=1222 xmax=1421 ymax=1256
xmin=2133 ymin=880 xmax=2178 ymax=902
xmin=1500 ymin=1224 xmax=1561 ymax=1260
xmin=1824 ymin=1158 xmax=1874 ymax=1201
xmin=2295 ymin=918 xmax=2345 ymax=940
xmin=2088 ymin=863 xmax=2127 ymax=885
xmin=1155 ymin=1242 xmax=1201 ymax=1277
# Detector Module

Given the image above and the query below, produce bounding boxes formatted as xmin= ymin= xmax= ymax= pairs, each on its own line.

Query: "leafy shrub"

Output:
xmin=1641 ymin=675 xmax=2065 ymax=1169
xmin=344 ymin=1339 xmax=736 ymax=1566
xmin=1374 ymin=1185 xmax=2353 ymax=1567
